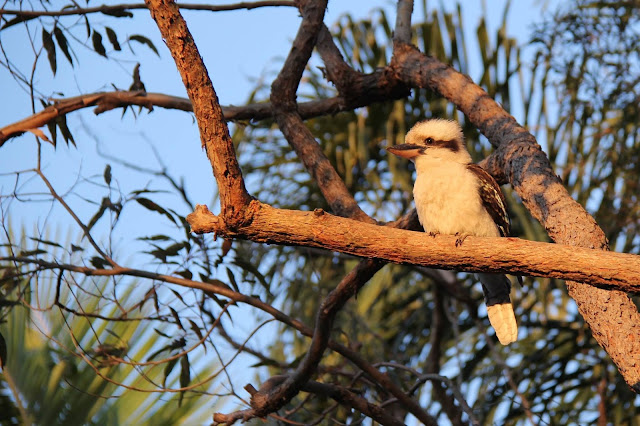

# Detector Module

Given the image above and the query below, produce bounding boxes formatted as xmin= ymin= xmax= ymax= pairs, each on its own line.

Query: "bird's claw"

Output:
xmin=455 ymin=232 xmax=468 ymax=247
xmin=428 ymin=231 xmax=439 ymax=238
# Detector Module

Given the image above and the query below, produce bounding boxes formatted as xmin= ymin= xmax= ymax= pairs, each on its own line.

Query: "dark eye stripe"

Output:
xmin=423 ymin=139 xmax=459 ymax=153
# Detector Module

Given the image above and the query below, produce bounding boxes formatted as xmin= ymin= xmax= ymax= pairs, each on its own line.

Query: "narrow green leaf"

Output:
xmin=135 ymin=197 xmax=177 ymax=225
xmin=87 ymin=202 xmax=107 ymax=232
xmin=188 ymin=320 xmax=204 ymax=342
xmin=101 ymin=9 xmax=134 ymax=18
xmin=176 ymin=270 xmax=193 ymax=280
xmin=154 ymin=328 xmax=171 ymax=339
xmin=56 ymin=114 xmax=75 ymax=146
xmin=163 ymin=358 xmax=178 ymax=388
xmin=138 ymin=235 xmax=171 ymax=241
xmin=53 ymin=27 xmax=73 ymax=65
xmin=179 ymin=355 xmax=190 ymax=406
xmin=18 ymin=249 xmax=47 ymax=257
xmin=42 ymin=29 xmax=57 ymax=75
xmin=29 ymin=237 xmax=63 ymax=248
xmin=170 ymin=307 xmax=184 ymax=330
xmin=0 ymin=332 xmax=7 ymax=369
xmin=92 ymin=30 xmax=107 ymax=57
xmin=129 ymin=34 xmax=159 ymax=56
xmin=105 ymin=27 xmax=121 ymax=51
xmin=170 ymin=288 xmax=186 ymax=306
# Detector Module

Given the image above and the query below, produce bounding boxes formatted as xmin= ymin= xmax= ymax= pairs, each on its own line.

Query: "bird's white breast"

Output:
xmin=413 ymin=159 xmax=500 ymax=238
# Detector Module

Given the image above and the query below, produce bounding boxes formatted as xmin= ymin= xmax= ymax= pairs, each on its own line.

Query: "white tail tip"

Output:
xmin=487 ymin=303 xmax=518 ymax=345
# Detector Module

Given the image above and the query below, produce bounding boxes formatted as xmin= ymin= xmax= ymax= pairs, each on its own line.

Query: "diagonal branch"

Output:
xmin=144 ymin=0 xmax=252 ymax=226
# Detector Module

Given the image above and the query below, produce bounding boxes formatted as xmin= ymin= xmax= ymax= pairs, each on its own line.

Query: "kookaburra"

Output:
xmin=387 ymin=118 xmax=518 ymax=345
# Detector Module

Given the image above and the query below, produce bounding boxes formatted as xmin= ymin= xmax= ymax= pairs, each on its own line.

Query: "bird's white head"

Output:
xmin=387 ymin=119 xmax=472 ymax=164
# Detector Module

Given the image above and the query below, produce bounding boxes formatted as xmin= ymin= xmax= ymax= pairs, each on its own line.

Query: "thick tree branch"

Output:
xmin=145 ymin=0 xmax=252 ymax=226
xmin=390 ymin=41 xmax=640 ymax=391
xmin=187 ymin=203 xmax=640 ymax=292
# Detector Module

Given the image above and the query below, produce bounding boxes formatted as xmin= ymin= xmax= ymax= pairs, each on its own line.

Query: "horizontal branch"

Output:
xmin=187 ymin=202 xmax=640 ymax=292
xmin=0 ymin=73 xmax=407 ymax=147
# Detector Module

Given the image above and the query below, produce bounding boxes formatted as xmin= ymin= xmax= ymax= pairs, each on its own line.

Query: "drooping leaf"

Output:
xmin=129 ymin=34 xmax=159 ymax=56
xmin=163 ymin=357 xmax=179 ymax=388
xmin=87 ymin=202 xmax=108 ymax=232
xmin=92 ymin=30 xmax=107 ymax=57
xmin=90 ymin=256 xmax=110 ymax=269
xmin=100 ymin=9 xmax=134 ymax=18
xmin=170 ymin=288 xmax=186 ymax=306
xmin=42 ymin=29 xmax=57 ymax=75
xmin=56 ymin=114 xmax=75 ymax=146
xmin=18 ymin=249 xmax=47 ymax=257
xmin=153 ymin=328 xmax=171 ymax=339
xmin=188 ymin=320 xmax=204 ymax=342
xmin=175 ymin=270 xmax=193 ymax=280
xmin=0 ymin=332 xmax=7 ymax=369
xmin=103 ymin=164 xmax=112 ymax=186
xmin=53 ymin=26 xmax=73 ymax=65
xmin=179 ymin=354 xmax=190 ymax=406
xmin=135 ymin=197 xmax=177 ymax=225
xmin=105 ymin=27 xmax=121 ymax=51
xmin=170 ymin=307 xmax=184 ymax=330
xmin=29 ymin=237 xmax=63 ymax=249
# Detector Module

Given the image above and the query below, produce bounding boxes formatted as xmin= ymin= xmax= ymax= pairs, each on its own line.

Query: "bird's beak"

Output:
xmin=386 ymin=144 xmax=424 ymax=159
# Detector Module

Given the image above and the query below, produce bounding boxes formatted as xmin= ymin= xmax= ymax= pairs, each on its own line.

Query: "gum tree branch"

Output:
xmin=144 ymin=0 xmax=252 ymax=226
xmin=186 ymin=203 xmax=640 ymax=293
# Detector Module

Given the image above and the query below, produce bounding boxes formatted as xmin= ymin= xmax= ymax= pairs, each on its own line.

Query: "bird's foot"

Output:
xmin=455 ymin=232 xmax=469 ymax=247
xmin=428 ymin=231 xmax=439 ymax=238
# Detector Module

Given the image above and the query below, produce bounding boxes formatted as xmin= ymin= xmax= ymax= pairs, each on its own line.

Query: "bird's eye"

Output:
xmin=424 ymin=137 xmax=434 ymax=145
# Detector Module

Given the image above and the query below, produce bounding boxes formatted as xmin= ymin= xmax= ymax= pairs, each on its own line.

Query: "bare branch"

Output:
xmin=393 ymin=0 xmax=414 ymax=44
xmin=187 ymin=203 xmax=640 ymax=293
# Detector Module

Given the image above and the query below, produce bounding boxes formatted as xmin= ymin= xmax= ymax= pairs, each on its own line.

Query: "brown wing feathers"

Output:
xmin=466 ymin=164 xmax=510 ymax=237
